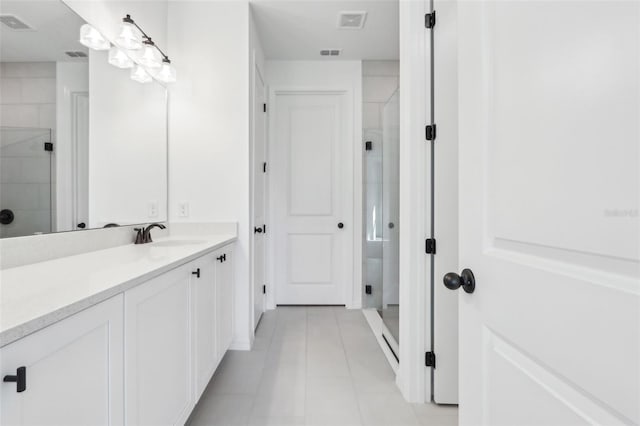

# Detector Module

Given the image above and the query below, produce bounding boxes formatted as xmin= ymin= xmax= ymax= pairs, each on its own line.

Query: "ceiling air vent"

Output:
xmin=320 ymin=49 xmax=342 ymax=57
xmin=65 ymin=51 xmax=88 ymax=58
xmin=0 ymin=15 xmax=33 ymax=31
xmin=337 ymin=11 xmax=367 ymax=30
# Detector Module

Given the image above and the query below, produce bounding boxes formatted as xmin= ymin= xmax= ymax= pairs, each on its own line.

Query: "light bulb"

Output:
xmin=138 ymin=42 xmax=162 ymax=68
xmin=108 ymin=46 xmax=134 ymax=69
xmin=115 ymin=19 xmax=142 ymax=50
xmin=131 ymin=65 xmax=152 ymax=83
xmin=79 ymin=24 xmax=110 ymax=51
xmin=154 ymin=60 xmax=176 ymax=83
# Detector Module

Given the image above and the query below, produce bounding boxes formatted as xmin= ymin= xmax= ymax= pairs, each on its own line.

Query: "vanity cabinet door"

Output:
xmin=124 ymin=264 xmax=193 ymax=426
xmin=191 ymin=253 xmax=218 ymax=399
xmin=0 ymin=295 xmax=124 ymax=426
xmin=216 ymin=246 xmax=234 ymax=360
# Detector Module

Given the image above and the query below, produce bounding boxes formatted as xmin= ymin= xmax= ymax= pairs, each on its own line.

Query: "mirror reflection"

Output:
xmin=0 ymin=0 xmax=167 ymax=238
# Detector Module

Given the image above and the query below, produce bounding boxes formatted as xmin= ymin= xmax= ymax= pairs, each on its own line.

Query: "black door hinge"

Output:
xmin=425 ymin=124 xmax=437 ymax=141
xmin=365 ymin=141 xmax=372 ymax=151
xmin=263 ymin=103 xmax=267 ymax=113
xmin=263 ymin=285 xmax=266 ymax=294
xmin=365 ymin=284 xmax=372 ymax=295
xmin=44 ymin=142 xmax=53 ymax=152
xmin=263 ymin=224 xmax=266 ymax=234
xmin=425 ymin=11 xmax=436 ymax=29
xmin=425 ymin=351 xmax=436 ymax=368
xmin=425 ymin=238 xmax=436 ymax=254
xmin=263 ymin=162 xmax=267 ymax=173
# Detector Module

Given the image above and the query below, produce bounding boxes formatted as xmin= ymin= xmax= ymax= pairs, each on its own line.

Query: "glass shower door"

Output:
xmin=380 ymin=90 xmax=400 ymax=344
xmin=0 ymin=127 xmax=53 ymax=238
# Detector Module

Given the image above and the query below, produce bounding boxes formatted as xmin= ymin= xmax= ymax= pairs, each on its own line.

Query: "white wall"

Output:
xmin=167 ymin=0 xmax=252 ymax=349
xmin=265 ymin=60 xmax=363 ymax=309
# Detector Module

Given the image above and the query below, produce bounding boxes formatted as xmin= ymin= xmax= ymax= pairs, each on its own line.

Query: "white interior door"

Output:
xmin=253 ymin=67 xmax=267 ymax=328
xmin=273 ymin=92 xmax=352 ymax=305
xmin=72 ymin=92 xmax=89 ymax=230
xmin=457 ymin=1 xmax=639 ymax=425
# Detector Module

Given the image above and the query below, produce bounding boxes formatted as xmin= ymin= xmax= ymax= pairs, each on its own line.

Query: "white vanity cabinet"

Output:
xmin=0 ymin=295 xmax=124 ymax=426
xmin=192 ymin=245 xmax=234 ymax=399
xmin=124 ymin=244 xmax=235 ymax=425
xmin=1 ymin=240 xmax=235 ymax=426
xmin=124 ymin=263 xmax=194 ymax=426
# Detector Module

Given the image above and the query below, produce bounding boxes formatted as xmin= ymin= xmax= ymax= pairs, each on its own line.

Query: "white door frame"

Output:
xmin=397 ymin=0 xmax=433 ymax=403
xmin=266 ymin=86 xmax=362 ymax=310
xmin=250 ymin=53 xmax=267 ymax=330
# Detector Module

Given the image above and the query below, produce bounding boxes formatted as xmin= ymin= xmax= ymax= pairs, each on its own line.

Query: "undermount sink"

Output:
xmin=150 ymin=239 xmax=207 ymax=247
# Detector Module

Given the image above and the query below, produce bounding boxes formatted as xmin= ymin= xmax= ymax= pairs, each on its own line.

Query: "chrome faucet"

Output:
xmin=134 ymin=223 xmax=166 ymax=244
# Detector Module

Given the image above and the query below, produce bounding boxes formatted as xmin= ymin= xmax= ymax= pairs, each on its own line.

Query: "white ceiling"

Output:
xmin=0 ymin=1 xmax=87 ymax=62
xmin=251 ymin=0 xmax=399 ymax=60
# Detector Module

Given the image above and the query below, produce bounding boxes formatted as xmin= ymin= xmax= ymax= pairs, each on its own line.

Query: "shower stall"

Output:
xmin=0 ymin=126 xmax=54 ymax=238
xmin=364 ymin=89 xmax=400 ymax=354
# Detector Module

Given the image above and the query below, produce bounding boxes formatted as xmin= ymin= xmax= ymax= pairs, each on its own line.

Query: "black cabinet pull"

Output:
xmin=3 ymin=366 xmax=26 ymax=392
xmin=192 ymin=268 xmax=200 ymax=278
xmin=217 ymin=254 xmax=226 ymax=263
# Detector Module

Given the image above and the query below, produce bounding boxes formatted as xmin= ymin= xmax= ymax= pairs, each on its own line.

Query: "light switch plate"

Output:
xmin=178 ymin=202 xmax=189 ymax=218
xmin=148 ymin=201 xmax=158 ymax=218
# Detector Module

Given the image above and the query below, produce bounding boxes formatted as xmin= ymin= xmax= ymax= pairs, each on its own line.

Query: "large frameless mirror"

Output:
xmin=0 ymin=0 xmax=168 ymax=238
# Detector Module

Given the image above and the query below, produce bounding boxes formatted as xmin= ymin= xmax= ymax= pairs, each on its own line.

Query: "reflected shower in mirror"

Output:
xmin=0 ymin=0 xmax=167 ymax=239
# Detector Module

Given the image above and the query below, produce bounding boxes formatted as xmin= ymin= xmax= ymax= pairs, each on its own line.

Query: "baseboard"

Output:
xmin=362 ymin=309 xmax=400 ymax=373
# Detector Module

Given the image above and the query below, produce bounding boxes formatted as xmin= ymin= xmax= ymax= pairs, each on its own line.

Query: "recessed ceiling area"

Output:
xmin=251 ymin=0 xmax=399 ymax=60
xmin=0 ymin=1 xmax=87 ymax=62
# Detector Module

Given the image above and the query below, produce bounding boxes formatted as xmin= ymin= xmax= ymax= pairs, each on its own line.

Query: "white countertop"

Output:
xmin=0 ymin=233 xmax=236 ymax=347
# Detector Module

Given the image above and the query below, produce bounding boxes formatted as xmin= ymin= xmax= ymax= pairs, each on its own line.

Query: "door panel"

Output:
xmin=274 ymin=92 xmax=351 ymax=305
xmin=253 ymin=67 xmax=266 ymax=328
xmin=458 ymin=1 xmax=639 ymax=425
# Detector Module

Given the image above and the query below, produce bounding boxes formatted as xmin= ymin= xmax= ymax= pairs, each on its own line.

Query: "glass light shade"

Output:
xmin=79 ymin=24 xmax=110 ymax=50
xmin=115 ymin=21 xmax=142 ymax=50
xmin=138 ymin=44 xmax=162 ymax=68
xmin=108 ymin=46 xmax=134 ymax=69
xmin=154 ymin=62 xmax=177 ymax=83
xmin=130 ymin=65 xmax=152 ymax=83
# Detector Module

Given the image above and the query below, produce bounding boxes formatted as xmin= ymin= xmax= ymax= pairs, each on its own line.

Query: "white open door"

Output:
xmin=272 ymin=91 xmax=353 ymax=305
xmin=252 ymin=67 xmax=267 ymax=329
xmin=457 ymin=1 xmax=639 ymax=425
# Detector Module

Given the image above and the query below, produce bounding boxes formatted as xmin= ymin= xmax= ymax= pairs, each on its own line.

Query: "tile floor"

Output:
xmin=187 ymin=307 xmax=458 ymax=426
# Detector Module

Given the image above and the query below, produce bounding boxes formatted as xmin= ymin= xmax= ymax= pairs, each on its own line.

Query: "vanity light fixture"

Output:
xmin=79 ymin=24 xmax=110 ymax=50
xmin=117 ymin=14 xmax=176 ymax=83
xmin=153 ymin=58 xmax=177 ymax=84
xmin=115 ymin=15 xmax=142 ymax=50
xmin=137 ymin=40 xmax=162 ymax=68
xmin=108 ymin=46 xmax=134 ymax=69
xmin=131 ymin=65 xmax=152 ymax=83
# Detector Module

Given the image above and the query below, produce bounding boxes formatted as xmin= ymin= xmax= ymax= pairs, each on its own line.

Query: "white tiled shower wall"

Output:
xmin=362 ymin=60 xmax=399 ymax=309
xmin=0 ymin=62 xmax=56 ymax=238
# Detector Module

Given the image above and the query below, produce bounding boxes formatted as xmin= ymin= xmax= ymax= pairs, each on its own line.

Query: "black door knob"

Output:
xmin=254 ymin=226 xmax=263 ymax=234
xmin=338 ymin=222 xmax=344 ymax=229
xmin=77 ymin=222 xmax=86 ymax=229
xmin=0 ymin=209 xmax=14 ymax=225
xmin=443 ymin=269 xmax=476 ymax=294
